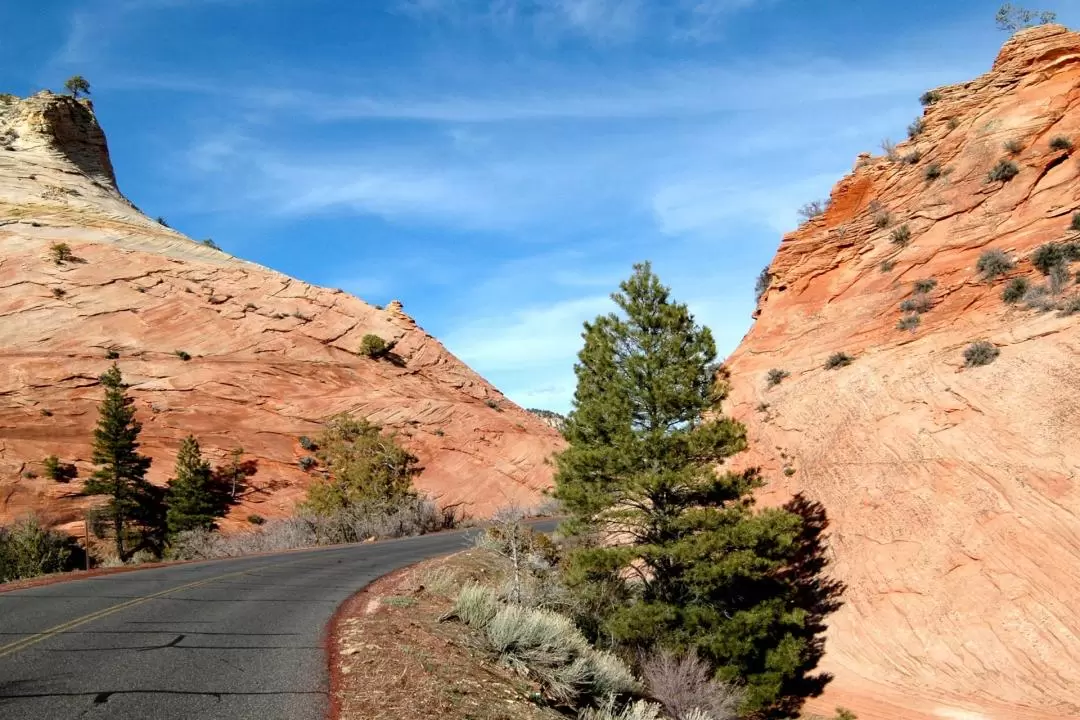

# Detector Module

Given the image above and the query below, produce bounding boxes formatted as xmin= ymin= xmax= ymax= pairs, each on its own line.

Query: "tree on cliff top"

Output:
xmin=64 ymin=75 xmax=90 ymax=98
xmin=82 ymin=364 xmax=160 ymax=560
xmin=554 ymin=262 xmax=844 ymax=717
xmin=995 ymin=4 xmax=1056 ymax=31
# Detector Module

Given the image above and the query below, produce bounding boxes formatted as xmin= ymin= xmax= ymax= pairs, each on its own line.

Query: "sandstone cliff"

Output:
xmin=725 ymin=26 xmax=1080 ymax=720
xmin=0 ymin=91 xmax=563 ymax=532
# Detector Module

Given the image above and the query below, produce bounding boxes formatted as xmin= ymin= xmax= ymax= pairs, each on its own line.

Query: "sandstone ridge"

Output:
xmin=725 ymin=25 xmax=1080 ymax=720
xmin=0 ymin=91 xmax=564 ymax=531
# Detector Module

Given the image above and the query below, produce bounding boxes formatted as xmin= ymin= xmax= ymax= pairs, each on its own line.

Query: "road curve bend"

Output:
xmin=0 ymin=523 xmax=554 ymax=720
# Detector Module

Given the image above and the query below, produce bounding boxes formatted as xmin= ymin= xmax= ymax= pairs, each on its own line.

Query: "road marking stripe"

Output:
xmin=0 ymin=563 xmax=283 ymax=659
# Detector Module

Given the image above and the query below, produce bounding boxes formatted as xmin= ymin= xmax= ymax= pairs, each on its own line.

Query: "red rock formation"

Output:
xmin=0 ymin=91 xmax=563 ymax=532
xmin=724 ymin=26 xmax=1080 ymax=720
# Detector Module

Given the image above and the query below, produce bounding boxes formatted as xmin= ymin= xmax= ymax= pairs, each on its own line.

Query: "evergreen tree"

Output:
xmin=165 ymin=435 xmax=224 ymax=536
xmin=304 ymin=413 xmax=419 ymax=514
xmin=63 ymin=75 xmax=90 ymax=98
xmin=554 ymin=263 xmax=842 ymax=717
xmin=82 ymin=364 xmax=156 ymax=561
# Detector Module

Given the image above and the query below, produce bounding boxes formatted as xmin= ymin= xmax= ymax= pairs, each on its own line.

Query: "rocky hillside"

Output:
xmin=0 ymin=91 xmax=564 ymax=532
xmin=725 ymin=25 xmax=1080 ymax=720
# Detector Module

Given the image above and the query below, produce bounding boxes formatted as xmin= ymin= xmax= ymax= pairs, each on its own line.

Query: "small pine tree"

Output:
xmin=554 ymin=263 xmax=842 ymax=717
xmin=165 ymin=435 xmax=224 ymax=536
xmin=82 ymin=364 xmax=159 ymax=561
xmin=64 ymin=75 xmax=91 ymax=98
xmin=995 ymin=4 xmax=1056 ymax=32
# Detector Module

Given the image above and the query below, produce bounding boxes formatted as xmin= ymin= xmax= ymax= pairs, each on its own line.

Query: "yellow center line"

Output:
xmin=0 ymin=557 xmax=318 ymax=660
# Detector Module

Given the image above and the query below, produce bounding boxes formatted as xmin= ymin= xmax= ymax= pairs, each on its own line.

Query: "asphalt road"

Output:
xmin=0 ymin=521 xmax=557 ymax=720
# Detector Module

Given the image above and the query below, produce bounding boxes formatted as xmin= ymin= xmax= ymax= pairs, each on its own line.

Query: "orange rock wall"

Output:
xmin=725 ymin=25 xmax=1080 ymax=720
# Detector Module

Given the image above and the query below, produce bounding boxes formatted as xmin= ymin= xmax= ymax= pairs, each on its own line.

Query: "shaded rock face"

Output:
xmin=724 ymin=25 xmax=1080 ymax=720
xmin=0 ymin=92 xmax=563 ymax=533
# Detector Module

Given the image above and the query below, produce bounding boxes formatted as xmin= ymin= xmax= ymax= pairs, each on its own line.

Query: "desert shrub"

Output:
xmin=797 ymin=200 xmax=829 ymax=222
xmin=1003 ymin=138 xmax=1023 ymax=155
xmin=1058 ymin=295 xmax=1080 ymax=316
xmin=976 ymin=249 xmax=1014 ymax=279
xmin=358 ymin=333 xmax=388 ymax=358
xmin=765 ymin=368 xmax=789 ymax=388
xmin=0 ymin=516 xmax=81 ymax=583
xmin=1050 ymin=136 xmax=1074 ymax=152
xmin=896 ymin=314 xmax=921 ymax=331
xmin=591 ymin=650 xmax=640 ymax=698
xmin=579 ymin=699 xmax=663 ymax=720
xmin=298 ymin=455 xmax=317 ymax=471
xmin=247 ymin=514 xmax=265 ymax=525
xmin=919 ymin=90 xmax=941 ymax=107
xmin=996 ymin=4 xmax=1056 ymax=32
xmin=642 ymin=649 xmax=744 ymax=720
xmin=907 ymin=117 xmax=925 ymax=139
xmin=901 ymin=150 xmax=922 ymax=165
xmin=1023 ymin=284 xmax=1056 ymax=311
xmin=174 ymin=350 xmax=191 ymax=361
xmin=1002 ymin=277 xmax=1030 ymax=303
xmin=879 ymin=259 xmax=897 ymax=273
xmin=963 ymin=341 xmax=999 ymax=367
xmin=987 ymin=159 xmax=1019 ymax=183
xmin=900 ymin=294 xmax=933 ymax=313
xmin=382 ymin=596 xmax=416 ymax=608
xmin=947 ymin=117 xmax=960 ymax=130
xmin=42 ymin=455 xmax=77 ymax=482
xmin=873 ymin=209 xmax=891 ymax=229
xmin=1030 ymin=242 xmax=1077 ymax=275
xmin=890 ymin=224 xmax=912 ymax=247
xmin=201 ymin=238 xmax=220 ymax=250
xmin=824 ymin=352 xmax=853 ymax=369
xmin=454 ymin=583 xmax=502 ymax=627
xmin=49 ymin=242 xmax=74 ymax=264
xmin=913 ymin=278 xmax=937 ymax=294
xmin=51 ymin=287 xmax=66 ymax=299
xmin=40 ymin=409 xmax=53 ymax=417
xmin=880 ymin=138 xmax=899 ymax=161
xmin=754 ymin=266 xmax=772 ymax=303
xmin=485 ymin=398 xmax=502 ymax=410
xmin=105 ymin=348 xmax=120 ymax=360
xmin=298 ymin=435 xmax=316 ymax=451
xmin=1050 ymin=263 xmax=1071 ymax=294
xmin=924 ymin=163 xmax=942 ymax=181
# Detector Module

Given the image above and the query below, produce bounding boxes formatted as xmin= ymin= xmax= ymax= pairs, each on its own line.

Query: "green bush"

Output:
xmin=919 ymin=90 xmax=941 ymax=106
xmin=1002 ymin=277 xmax=1030 ymax=303
xmin=924 ymin=163 xmax=942 ymax=181
xmin=976 ymin=249 xmax=1014 ymax=279
xmin=879 ymin=259 xmax=897 ymax=273
xmin=359 ymin=333 xmax=388 ymax=358
xmin=1050 ymin=136 xmax=1073 ymax=152
xmin=900 ymin=295 xmax=933 ymax=313
xmin=890 ymin=225 xmax=912 ymax=247
xmin=1030 ymin=242 xmax=1080 ymax=275
xmin=105 ymin=348 xmax=120 ymax=360
xmin=896 ymin=314 xmax=921 ymax=331
xmin=247 ymin=514 xmax=265 ymax=525
xmin=42 ymin=455 xmax=77 ymax=482
xmin=987 ymin=159 xmax=1019 ymax=183
xmin=754 ymin=266 xmax=772 ymax=303
xmin=175 ymin=350 xmax=192 ymax=361
xmin=64 ymin=75 xmax=90 ymax=98
xmin=1071 ymin=212 xmax=1080 ymax=232
xmin=49 ymin=242 xmax=74 ymax=264
xmin=765 ymin=368 xmax=790 ymax=388
xmin=454 ymin=584 xmax=502 ymax=627
xmin=913 ymin=278 xmax=937 ymax=294
xmin=902 ymin=150 xmax=922 ymax=165
xmin=298 ymin=436 xmax=316 ymax=451
xmin=51 ymin=287 xmax=66 ymax=299
xmin=907 ymin=117 xmax=925 ymax=139
xmin=963 ymin=341 xmax=999 ymax=367
xmin=298 ymin=455 xmax=317 ymax=471
xmin=824 ymin=352 xmax=853 ymax=369
xmin=0 ymin=516 xmax=81 ymax=583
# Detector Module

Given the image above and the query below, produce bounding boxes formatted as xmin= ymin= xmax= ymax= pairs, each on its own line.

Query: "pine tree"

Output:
xmin=554 ymin=263 xmax=842 ymax=717
xmin=63 ymin=75 xmax=91 ymax=98
xmin=165 ymin=435 xmax=224 ymax=536
xmin=82 ymin=364 xmax=155 ymax=561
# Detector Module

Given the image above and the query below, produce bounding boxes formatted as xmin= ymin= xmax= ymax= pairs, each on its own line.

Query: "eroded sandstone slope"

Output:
xmin=0 ymin=91 xmax=563 ymax=531
xmin=725 ymin=25 xmax=1080 ymax=720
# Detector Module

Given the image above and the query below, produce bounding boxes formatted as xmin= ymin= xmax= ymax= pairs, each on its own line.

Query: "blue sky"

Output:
xmin=2 ymin=1 xmax=1076 ymax=413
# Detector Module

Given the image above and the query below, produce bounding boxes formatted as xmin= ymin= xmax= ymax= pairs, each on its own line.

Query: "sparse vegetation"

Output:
xmin=897 ymin=314 xmax=921 ymax=331
xmin=1004 ymin=138 xmax=1024 ymax=155
xmin=1050 ymin=136 xmax=1074 ymax=152
xmin=105 ymin=348 xmax=120 ymax=360
xmin=824 ymin=351 xmax=853 ymax=369
xmin=797 ymin=199 xmax=829 ymax=222
xmin=359 ymin=333 xmax=389 ymax=358
xmin=907 ymin=117 xmax=925 ymax=139
xmin=298 ymin=435 xmax=316 ymax=451
xmin=977 ymin=249 xmax=1015 ymax=279
xmin=51 ymin=287 xmax=66 ymax=299
xmin=964 ymin=341 xmax=1000 ymax=367
xmin=642 ymin=649 xmax=743 ymax=720
xmin=485 ymin=398 xmax=502 ymax=411
xmin=201 ymin=238 xmax=220 ymax=250
xmin=919 ymin=90 xmax=941 ymax=107
xmin=996 ymin=4 xmax=1057 ymax=32
xmin=247 ymin=514 xmax=265 ymax=525
xmin=174 ymin=350 xmax=192 ymax=361
xmin=298 ymin=455 xmax=317 ymax=471
xmin=1071 ymin=212 xmax=1080 ymax=232
xmin=1031 ymin=241 xmax=1080 ymax=275
xmin=156 ymin=216 xmax=169 ymax=227
xmin=64 ymin=75 xmax=90 ymax=98
xmin=880 ymin=259 xmax=897 ymax=273
xmin=43 ymin=455 xmax=77 ymax=482
xmin=1049 ymin=262 xmax=1071 ymax=294
xmin=0 ymin=516 xmax=82 ymax=583
xmin=913 ymin=278 xmax=937 ymax=294
xmin=988 ymin=159 xmax=1020 ymax=183
xmin=902 ymin=150 xmax=921 ymax=165
xmin=947 ymin=117 xmax=960 ymax=130
xmin=880 ymin=138 xmax=899 ymax=161
xmin=873 ymin=209 xmax=891 ymax=229
xmin=900 ymin=294 xmax=933 ymax=313
xmin=890 ymin=224 xmax=912 ymax=247
xmin=754 ymin=266 xmax=772 ymax=303
xmin=766 ymin=368 xmax=790 ymax=388
xmin=924 ymin=163 xmax=942 ymax=181
xmin=49 ymin=242 xmax=74 ymax=264
xmin=1002 ymin=277 xmax=1030 ymax=303
xmin=1023 ymin=284 xmax=1056 ymax=311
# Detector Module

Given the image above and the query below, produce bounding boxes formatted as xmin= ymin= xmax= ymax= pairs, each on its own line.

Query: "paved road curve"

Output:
xmin=0 ymin=523 xmax=554 ymax=720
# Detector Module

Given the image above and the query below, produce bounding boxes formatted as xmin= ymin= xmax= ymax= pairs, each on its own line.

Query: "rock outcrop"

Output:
xmin=0 ymin=91 xmax=563 ymax=532
xmin=724 ymin=26 xmax=1080 ymax=720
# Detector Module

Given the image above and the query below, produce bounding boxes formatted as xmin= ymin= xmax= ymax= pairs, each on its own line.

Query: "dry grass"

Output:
xmin=332 ymin=550 xmax=566 ymax=720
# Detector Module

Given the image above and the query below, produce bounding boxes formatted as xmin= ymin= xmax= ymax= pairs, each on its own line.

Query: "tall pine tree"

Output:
xmin=82 ymin=364 xmax=156 ymax=561
xmin=554 ymin=263 xmax=842 ymax=717
xmin=165 ymin=435 xmax=224 ymax=536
